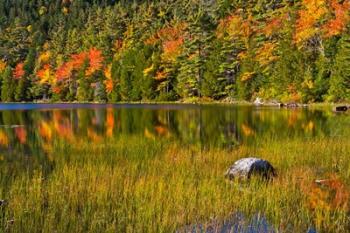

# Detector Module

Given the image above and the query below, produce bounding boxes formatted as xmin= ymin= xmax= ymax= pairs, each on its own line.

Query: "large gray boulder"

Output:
xmin=225 ymin=157 xmax=276 ymax=180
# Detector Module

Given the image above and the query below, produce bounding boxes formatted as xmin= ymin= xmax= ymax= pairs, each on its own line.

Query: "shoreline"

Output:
xmin=0 ymin=100 xmax=348 ymax=107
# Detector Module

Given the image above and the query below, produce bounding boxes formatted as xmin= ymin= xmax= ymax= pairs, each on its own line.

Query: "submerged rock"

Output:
xmin=225 ymin=157 xmax=276 ymax=180
xmin=0 ymin=125 xmax=25 ymax=128
xmin=279 ymin=102 xmax=308 ymax=108
xmin=0 ymin=199 xmax=6 ymax=206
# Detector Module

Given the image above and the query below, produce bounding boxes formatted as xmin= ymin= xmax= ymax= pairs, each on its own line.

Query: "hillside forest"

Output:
xmin=0 ymin=0 xmax=349 ymax=103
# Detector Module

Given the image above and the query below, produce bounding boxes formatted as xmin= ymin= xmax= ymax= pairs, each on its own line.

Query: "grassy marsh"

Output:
xmin=1 ymin=134 xmax=349 ymax=232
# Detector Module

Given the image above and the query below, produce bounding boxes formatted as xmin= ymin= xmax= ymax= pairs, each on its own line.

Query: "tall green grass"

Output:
xmin=1 ymin=135 xmax=349 ymax=232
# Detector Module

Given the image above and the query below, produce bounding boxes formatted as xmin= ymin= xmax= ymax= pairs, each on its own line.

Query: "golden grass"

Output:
xmin=0 ymin=136 xmax=349 ymax=232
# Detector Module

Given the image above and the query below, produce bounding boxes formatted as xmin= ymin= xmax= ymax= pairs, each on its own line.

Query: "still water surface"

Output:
xmin=0 ymin=103 xmax=347 ymax=158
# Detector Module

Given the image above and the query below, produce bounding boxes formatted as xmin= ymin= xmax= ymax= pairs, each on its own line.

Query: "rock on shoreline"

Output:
xmin=253 ymin=98 xmax=308 ymax=108
xmin=332 ymin=105 xmax=349 ymax=113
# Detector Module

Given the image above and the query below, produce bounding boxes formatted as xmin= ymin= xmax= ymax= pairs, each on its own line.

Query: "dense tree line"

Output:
xmin=0 ymin=0 xmax=349 ymax=103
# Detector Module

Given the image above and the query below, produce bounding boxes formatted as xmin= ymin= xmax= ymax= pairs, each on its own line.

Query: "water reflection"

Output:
xmin=0 ymin=104 xmax=348 ymax=159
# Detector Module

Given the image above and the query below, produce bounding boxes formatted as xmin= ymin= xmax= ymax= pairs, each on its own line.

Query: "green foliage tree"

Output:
xmin=327 ymin=35 xmax=350 ymax=102
xmin=15 ymin=48 xmax=35 ymax=101
xmin=77 ymin=69 xmax=92 ymax=102
xmin=1 ymin=66 xmax=14 ymax=102
xmin=177 ymin=9 xmax=214 ymax=99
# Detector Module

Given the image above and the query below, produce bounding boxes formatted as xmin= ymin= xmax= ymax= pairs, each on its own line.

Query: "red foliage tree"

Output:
xmin=52 ymin=86 xmax=62 ymax=94
xmin=13 ymin=62 xmax=25 ymax=79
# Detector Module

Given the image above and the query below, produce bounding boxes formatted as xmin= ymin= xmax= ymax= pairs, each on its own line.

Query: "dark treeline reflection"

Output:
xmin=0 ymin=105 xmax=348 ymax=164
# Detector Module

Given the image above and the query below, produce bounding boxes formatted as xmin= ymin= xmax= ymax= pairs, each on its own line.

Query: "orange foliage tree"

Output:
xmin=323 ymin=0 xmax=350 ymax=37
xmin=103 ymin=64 xmax=113 ymax=93
xmin=217 ymin=13 xmax=257 ymax=48
xmin=162 ymin=38 xmax=184 ymax=62
xmin=86 ymin=48 xmax=104 ymax=76
xmin=262 ymin=14 xmax=286 ymax=37
xmin=55 ymin=48 xmax=103 ymax=81
xmin=55 ymin=62 xmax=73 ymax=81
xmin=52 ymin=48 xmax=105 ymax=97
xmin=145 ymin=23 xmax=187 ymax=46
xmin=37 ymin=64 xmax=54 ymax=85
xmin=144 ymin=23 xmax=187 ymax=95
xmin=70 ymin=52 xmax=88 ymax=70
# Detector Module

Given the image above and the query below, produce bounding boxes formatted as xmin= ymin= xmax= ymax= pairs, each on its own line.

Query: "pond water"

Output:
xmin=0 ymin=103 xmax=348 ymax=181
xmin=0 ymin=103 xmax=348 ymax=158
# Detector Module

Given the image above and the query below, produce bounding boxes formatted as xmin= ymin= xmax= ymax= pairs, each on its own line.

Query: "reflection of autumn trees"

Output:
xmin=14 ymin=127 xmax=27 ymax=144
xmin=106 ymin=108 xmax=114 ymax=137
xmin=0 ymin=106 xmax=345 ymax=192
xmin=0 ymin=106 xmax=339 ymax=160
xmin=0 ymin=130 xmax=9 ymax=146
xmin=300 ymin=174 xmax=349 ymax=214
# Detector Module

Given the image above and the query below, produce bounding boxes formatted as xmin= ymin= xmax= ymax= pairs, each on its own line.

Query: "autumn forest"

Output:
xmin=0 ymin=0 xmax=349 ymax=103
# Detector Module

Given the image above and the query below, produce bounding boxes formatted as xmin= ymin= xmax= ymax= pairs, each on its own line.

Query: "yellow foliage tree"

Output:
xmin=294 ymin=0 xmax=328 ymax=44
xmin=0 ymin=60 xmax=6 ymax=72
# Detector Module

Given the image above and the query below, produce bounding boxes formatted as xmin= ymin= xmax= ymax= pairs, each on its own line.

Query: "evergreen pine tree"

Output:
xmin=327 ymin=35 xmax=350 ymax=102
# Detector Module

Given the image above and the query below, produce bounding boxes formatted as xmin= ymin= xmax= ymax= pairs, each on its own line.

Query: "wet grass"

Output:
xmin=0 ymin=135 xmax=349 ymax=232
